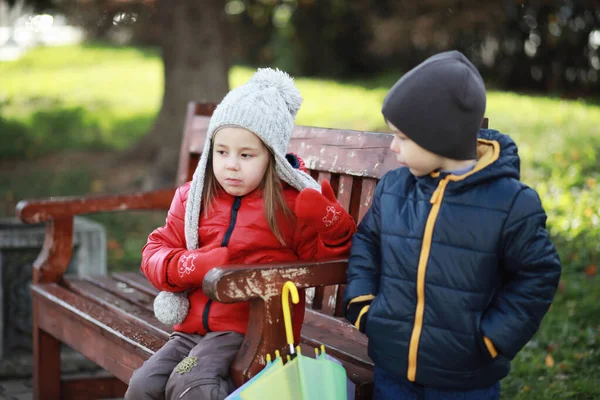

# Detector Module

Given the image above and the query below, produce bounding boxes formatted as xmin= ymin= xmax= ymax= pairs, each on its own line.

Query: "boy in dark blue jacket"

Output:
xmin=343 ymin=50 xmax=561 ymax=399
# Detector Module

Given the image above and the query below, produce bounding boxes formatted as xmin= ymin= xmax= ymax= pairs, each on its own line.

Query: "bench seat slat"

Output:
xmin=113 ymin=271 xmax=160 ymax=297
xmin=33 ymin=283 xmax=165 ymax=352
xmin=84 ymin=274 xmax=156 ymax=313
xmin=64 ymin=277 xmax=170 ymax=340
xmin=301 ymin=309 xmax=372 ymax=370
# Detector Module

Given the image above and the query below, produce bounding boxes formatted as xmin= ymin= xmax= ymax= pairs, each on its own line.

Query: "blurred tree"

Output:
xmin=278 ymin=0 xmax=373 ymax=77
xmin=227 ymin=0 xmax=375 ymax=77
xmin=73 ymin=0 xmax=160 ymax=45
xmin=364 ymin=1 xmax=506 ymax=73
xmin=124 ymin=0 xmax=231 ymax=189
xmin=5 ymin=0 xmax=51 ymax=9
xmin=363 ymin=0 xmax=599 ymax=94
xmin=494 ymin=0 xmax=600 ymax=95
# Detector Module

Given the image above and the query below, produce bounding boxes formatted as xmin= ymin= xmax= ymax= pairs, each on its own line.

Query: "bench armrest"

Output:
xmin=16 ymin=188 xmax=176 ymax=224
xmin=203 ymin=258 xmax=348 ymax=303
xmin=15 ymin=188 xmax=176 ymax=284
xmin=203 ymin=258 xmax=348 ymax=387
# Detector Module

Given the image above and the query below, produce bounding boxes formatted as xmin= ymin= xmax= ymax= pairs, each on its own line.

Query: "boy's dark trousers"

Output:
xmin=373 ymin=366 xmax=500 ymax=400
xmin=125 ymin=331 xmax=244 ymax=400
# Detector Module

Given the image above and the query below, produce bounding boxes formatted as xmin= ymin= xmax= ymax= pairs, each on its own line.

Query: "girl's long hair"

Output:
xmin=202 ymin=147 xmax=293 ymax=246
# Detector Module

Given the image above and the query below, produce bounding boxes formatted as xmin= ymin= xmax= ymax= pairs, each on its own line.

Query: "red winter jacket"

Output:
xmin=141 ymin=159 xmax=355 ymax=343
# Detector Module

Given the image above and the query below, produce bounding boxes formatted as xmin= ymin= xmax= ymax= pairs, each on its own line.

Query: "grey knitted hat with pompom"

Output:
xmin=153 ymin=68 xmax=320 ymax=326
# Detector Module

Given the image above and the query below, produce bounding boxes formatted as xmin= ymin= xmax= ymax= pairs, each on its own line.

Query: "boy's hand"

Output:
xmin=345 ymin=295 xmax=374 ymax=333
xmin=295 ymin=180 xmax=355 ymax=240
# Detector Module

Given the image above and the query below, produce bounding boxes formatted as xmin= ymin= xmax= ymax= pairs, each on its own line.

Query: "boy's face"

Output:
xmin=212 ymin=127 xmax=270 ymax=196
xmin=388 ymin=121 xmax=443 ymax=177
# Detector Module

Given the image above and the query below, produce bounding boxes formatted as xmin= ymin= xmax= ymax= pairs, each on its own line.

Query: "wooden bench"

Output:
xmin=17 ymin=101 xmax=488 ymax=400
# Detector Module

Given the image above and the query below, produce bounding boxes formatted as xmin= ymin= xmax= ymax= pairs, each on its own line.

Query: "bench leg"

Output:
xmin=61 ymin=375 xmax=128 ymax=400
xmin=33 ymin=303 xmax=61 ymax=400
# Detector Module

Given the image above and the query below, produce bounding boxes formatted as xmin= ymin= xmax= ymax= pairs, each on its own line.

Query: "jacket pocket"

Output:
xmin=476 ymin=313 xmax=499 ymax=362
xmin=483 ymin=336 xmax=498 ymax=359
xmin=364 ymin=295 xmax=382 ymax=337
xmin=476 ymin=332 xmax=498 ymax=363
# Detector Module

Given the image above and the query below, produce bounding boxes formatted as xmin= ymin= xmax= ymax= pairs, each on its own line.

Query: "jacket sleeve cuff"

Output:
xmin=345 ymin=295 xmax=375 ymax=326
xmin=483 ymin=336 xmax=499 ymax=358
xmin=348 ymin=294 xmax=376 ymax=305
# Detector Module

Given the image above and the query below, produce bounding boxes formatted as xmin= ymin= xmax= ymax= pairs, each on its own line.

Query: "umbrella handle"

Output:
xmin=282 ymin=281 xmax=299 ymax=352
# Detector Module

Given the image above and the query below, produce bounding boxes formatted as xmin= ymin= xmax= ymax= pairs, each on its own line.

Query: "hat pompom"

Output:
xmin=153 ymin=291 xmax=189 ymax=326
xmin=249 ymin=68 xmax=303 ymax=117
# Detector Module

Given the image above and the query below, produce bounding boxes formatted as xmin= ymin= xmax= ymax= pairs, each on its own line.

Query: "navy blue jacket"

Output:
xmin=343 ymin=129 xmax=561 ymax=389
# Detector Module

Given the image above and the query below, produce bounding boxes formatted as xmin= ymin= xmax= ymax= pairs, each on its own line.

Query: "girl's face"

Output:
xmin=212 ymin=127 xmax=270 ymax=197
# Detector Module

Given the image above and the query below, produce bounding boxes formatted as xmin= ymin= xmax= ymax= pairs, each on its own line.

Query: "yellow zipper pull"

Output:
xmin=430 ymin=188 xmax=440 ymax=204
xmin=430 ymin=179 xmax=448 ymax=205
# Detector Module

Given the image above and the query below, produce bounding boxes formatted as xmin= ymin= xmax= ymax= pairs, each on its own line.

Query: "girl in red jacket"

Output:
xmin=125 ymin=68 xmax=356 ymax=400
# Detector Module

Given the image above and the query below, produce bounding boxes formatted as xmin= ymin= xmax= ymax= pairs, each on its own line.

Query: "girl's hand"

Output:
xmin=169 ymin=246 xmax=230 ymax=287
xmin=295 ymin=180 xmax=349 ymax=233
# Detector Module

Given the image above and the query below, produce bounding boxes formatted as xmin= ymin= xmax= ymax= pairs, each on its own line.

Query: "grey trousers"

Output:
xmin=125 ymin=331 xmax=244 ymax=400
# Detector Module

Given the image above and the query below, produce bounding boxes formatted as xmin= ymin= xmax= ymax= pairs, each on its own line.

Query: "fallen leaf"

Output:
xmin=586 ymin=177 xmax=597 ymax=188
xmin=559 ymin=363 xmax=568 ymax=370
xmin=545 ymin=354 xmax=555 ymax=368
xmin=584 ymin=265 xmax=598 ymax=277
xmin=111 ymin=247 xmax=124 ymax=259
xmin=570 ymin=149 xmax=580 ymax=160
xmin=107 ymin=239 xmax=121 ymax=250
xmin=558 ymin=281 xmax=567 ymax=294
xmin=554 ymin=153 xmax=564 ymax=162
xmin=547 ymin=343 xmax=559 ymax=353
xmin=91 ymin=179 xmax=105 ymax=193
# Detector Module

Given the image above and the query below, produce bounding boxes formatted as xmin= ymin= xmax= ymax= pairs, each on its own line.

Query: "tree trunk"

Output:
xmin=131 ymin=0 xmax=231 ymax=190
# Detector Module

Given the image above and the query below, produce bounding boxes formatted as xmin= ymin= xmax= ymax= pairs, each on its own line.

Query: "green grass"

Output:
xmin=0 ymin=45 xmax=161 ymax=156
xmin=1 ymin=44 xmax=599 ymax=398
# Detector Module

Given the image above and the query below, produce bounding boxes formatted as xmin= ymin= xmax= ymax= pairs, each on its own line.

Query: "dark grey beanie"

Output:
xmin=382 ymin=50 xmax=486 ymax=160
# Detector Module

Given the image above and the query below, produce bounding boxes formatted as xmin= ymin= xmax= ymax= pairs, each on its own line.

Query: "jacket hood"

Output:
xmin=417 ymin=129 xmax=520 ymax=192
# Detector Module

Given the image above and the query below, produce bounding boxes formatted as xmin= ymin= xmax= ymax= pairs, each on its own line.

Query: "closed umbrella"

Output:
xmin=239 ymin=281 xmax=347 ymax=400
